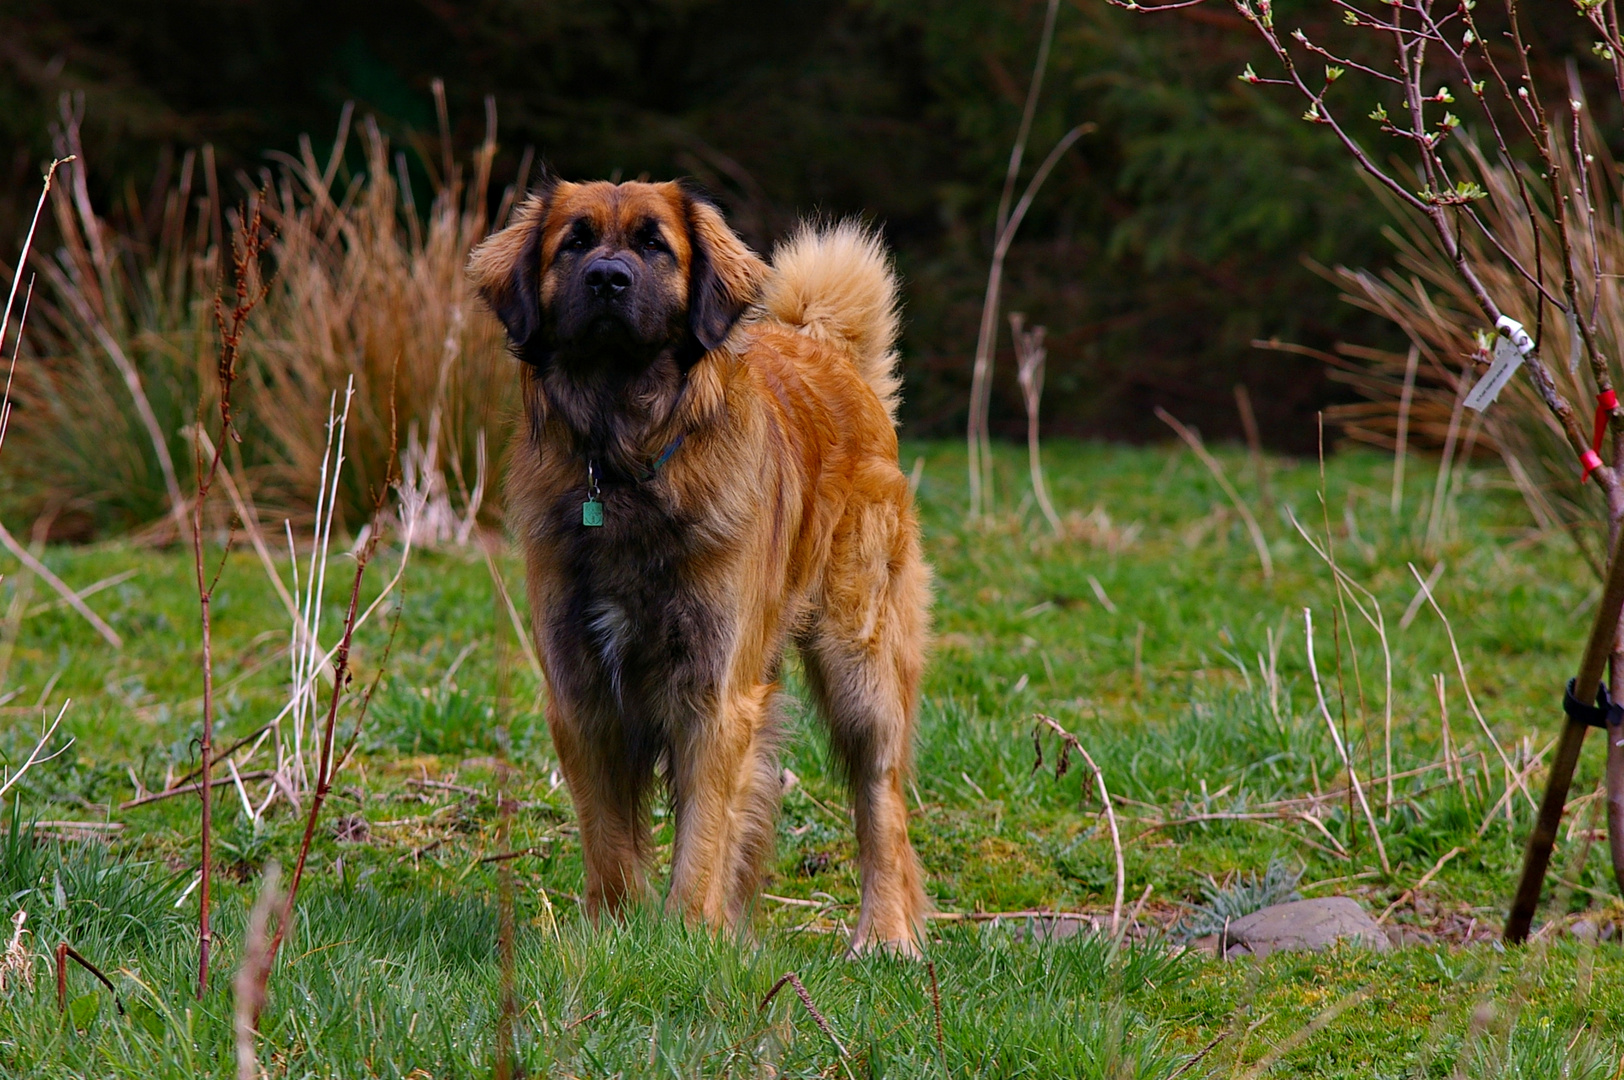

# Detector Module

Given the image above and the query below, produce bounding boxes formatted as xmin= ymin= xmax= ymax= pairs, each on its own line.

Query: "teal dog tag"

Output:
xmin=582 ymin=499 xmax=604 ymax=527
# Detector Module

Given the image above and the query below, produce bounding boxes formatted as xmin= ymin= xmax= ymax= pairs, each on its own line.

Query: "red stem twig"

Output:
xmin=192 ymin=197 xmax=269 ymax=999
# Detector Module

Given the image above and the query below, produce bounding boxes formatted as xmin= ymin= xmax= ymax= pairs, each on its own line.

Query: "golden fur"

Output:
xmin=469 ymin=180 xmax=930 ymax=954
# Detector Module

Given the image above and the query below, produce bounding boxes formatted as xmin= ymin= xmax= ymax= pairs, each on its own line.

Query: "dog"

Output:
xmin=468 ymin=178 xmax=930 ymax=954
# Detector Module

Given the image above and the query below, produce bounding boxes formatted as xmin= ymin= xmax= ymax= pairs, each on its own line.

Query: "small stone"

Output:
xmin=1221 ymin=897 xmax=1390 ymax=958
xmin=1014 ymin=914 xmax=1097 ymax=943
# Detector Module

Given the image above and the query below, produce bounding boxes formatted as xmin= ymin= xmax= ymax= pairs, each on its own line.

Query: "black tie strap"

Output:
xmin=1563 ymin=679 xmax=1624 ymax=729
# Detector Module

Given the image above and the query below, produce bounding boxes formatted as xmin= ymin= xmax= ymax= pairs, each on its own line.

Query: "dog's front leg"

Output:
xmin=548 ymin=703 xmax=653 ymax=920
xmin=666 ymin=682 xmax=780 ymax=929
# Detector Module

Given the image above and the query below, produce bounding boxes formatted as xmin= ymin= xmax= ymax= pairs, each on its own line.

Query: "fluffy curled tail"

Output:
xmin=760 ymin=220 xmax=902 ymax=421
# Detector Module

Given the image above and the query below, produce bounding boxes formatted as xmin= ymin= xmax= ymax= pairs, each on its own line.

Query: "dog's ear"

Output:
xmin=681 ymin=186 xmax=768 ymax=358
xmin=468 ymin=179 xmax=557 ymax=357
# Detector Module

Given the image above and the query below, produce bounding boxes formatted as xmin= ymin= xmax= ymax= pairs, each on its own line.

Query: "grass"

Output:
xmin=0 ymin=438 xmax=1621 ymax=1077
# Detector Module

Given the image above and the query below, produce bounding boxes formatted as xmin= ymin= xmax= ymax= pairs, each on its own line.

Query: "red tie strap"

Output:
xmin=1583 ymin=388 xmax=1619 ymax=482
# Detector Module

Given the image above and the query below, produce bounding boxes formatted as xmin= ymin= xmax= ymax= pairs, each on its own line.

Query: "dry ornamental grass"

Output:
xmin=5 ymin=87 xmax=518 ymax=542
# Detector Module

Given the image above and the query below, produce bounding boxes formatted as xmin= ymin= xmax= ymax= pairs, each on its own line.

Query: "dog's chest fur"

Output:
xmin=533 ymin=472 xmax=733 ymax=754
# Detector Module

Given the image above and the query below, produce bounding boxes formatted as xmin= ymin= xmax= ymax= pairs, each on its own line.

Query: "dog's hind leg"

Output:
xmin=722 ymin=698 xmax=785 ymax=925
xmin=667 ymin=681 xmax=781 ymax=929
xmin=801 ymin=488 xmax=930 ymax=956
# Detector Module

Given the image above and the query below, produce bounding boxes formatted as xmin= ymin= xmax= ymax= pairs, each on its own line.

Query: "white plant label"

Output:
xmin=1464 ymin=334 xmax=1525 ymax=412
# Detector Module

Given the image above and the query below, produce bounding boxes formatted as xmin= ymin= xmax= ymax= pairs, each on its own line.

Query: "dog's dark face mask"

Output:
xmin=470 ymin=179 xmax=765 ymax=383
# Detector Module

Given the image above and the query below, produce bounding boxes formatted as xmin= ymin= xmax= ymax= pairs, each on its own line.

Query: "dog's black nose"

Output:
xmin=585 ymin=258 xmax=632 ymax=299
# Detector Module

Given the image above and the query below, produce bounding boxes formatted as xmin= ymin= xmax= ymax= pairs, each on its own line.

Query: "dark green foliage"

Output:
xmin=0 ymin=0 xmax=1408 ymax=451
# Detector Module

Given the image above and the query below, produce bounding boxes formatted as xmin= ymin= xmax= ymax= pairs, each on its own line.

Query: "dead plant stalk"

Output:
xmin=1287 ymin=511 xmax=1394 ymax=815
xmin=967 ymin=0 xmax=1060 ymax=520
xmin=1156 ymin=407 xmax=1273 ymax=579
xmin=1033 ymin=713 xmax=1125 ymax=937
xmin=234 ymin=864 xmax=282 ymax=1080
xmin=1303 ymin=609 xmax=1391 ymax=874
xmin=761 ymin=971 xmax=852 ymax=1075
xmin=1407 ymin=562 xmax=1535 ymax=810
xmin=1011 ymin=312 xmax=1061 ymax=534
xmin=190 ymin=197 xmax=268 ymax=998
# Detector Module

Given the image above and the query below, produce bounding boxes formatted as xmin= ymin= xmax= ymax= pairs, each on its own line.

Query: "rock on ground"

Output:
xmin=1220 ymin=897 xmax=1391 ymax=959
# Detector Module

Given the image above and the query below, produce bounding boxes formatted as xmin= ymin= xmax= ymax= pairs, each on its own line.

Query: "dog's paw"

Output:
xmin=847 ymin=930 xmax=924 ymax=960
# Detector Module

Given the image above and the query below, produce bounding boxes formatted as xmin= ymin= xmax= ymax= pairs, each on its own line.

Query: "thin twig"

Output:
xmin=1303 ymin=609 xmax=1391 ymax=874
xmin=1239 ymin=985 xmax=1372 ymax=1079
xmin=1033 ymin=714 xmax=1124 ymax=937
xmin=1167 ymin=1031 xmax=1227 ymax=1080
xmin=256 ymin=378 xmax=401 ymax=1020
xmin=1399 ymin=561 xmax=1445 ymax=632
xmin=0 ymin=699 xmax=72 ymax=803
xmin=969 ymin=0 xmax=1063 ymax=519
xmin=1134 ymin=811 xmax=1350 ymax=861
xmin=927 ymin=960 xmax=947 ymax=1078
xmin=0 ymin=523 xmax=120 ymax=647
xmin=761 ymin=971 xmax=850 ymax=1064
xmin=408 ymin=777 xmax=484 ymax=798
xmin=479 ymin=846 xmax=550 ymax=864
xmin=119 ymin=771 xmax=273 ymax=810
xmin=54 ymin=942 xmax=124 ymax=1016
xmin=1377 ymin=845 xmax=1463 ymax=923
xmin=0 ymin=157 xmax=72 ymax=359
xmin=1155 ymin=407 xmax=1273 ymax=578
xmin=1287 ymin=509 xmax=1395 ymax=819
xmin=1233 ymin=383 xmax=1270 ymax=511
xmin=174 ymin=724 xmax=273 ymax=790
xmin=1407 ymin=563 xmax=1535 ymax=809
xmin=1478 ymin=746 xmax=1552 ymax=837
xmin=22 ymin=568 xmax=138 ymax=620
xmin=480 ymin=536 xmax=544 ymax=684
xmin=967 ymin=121 xmax=1093 ymax=520
xmin=190 ymin=195 xmax=270 ymax=999
xmin=927 ymin=909 xmax=1098 ymax=923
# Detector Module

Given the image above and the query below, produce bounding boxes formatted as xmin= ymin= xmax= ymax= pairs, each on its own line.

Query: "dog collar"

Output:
xmin=581 ymin=434 xmax=686 ymax=527
xmin=635 ymin=433 xmax=686 ymax=482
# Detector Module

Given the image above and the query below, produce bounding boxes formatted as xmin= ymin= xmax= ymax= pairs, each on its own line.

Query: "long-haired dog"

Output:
xmin=468 ymin=178 xmax=929 ymax=954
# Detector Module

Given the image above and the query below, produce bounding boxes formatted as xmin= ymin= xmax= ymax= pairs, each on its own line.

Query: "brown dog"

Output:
xmin=468 ymin=179 xmax=930 ymax=954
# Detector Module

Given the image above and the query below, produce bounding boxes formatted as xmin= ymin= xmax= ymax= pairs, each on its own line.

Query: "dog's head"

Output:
xmin=469 ymin=178 xmax=767 ymax=377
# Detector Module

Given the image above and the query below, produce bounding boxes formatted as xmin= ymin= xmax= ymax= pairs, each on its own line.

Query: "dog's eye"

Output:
xmin=565 ymin=234 xmax=590 ymax=252
xmin=642 ymin=235 xmax=666 ymax=254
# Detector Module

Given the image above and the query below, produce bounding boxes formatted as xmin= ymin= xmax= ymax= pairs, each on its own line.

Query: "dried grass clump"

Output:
xmin=246 ymin=99 xmax=515 ymax=536
xmin=6 ymin=91 xmax=522 ymax=539
xmin=1321 ymin=116 xmax=1624 ymax=568
xmin=4 ymin=98 xmax=209 ymax=539
xmin=0 ymin=910 xmax=35 ymax=993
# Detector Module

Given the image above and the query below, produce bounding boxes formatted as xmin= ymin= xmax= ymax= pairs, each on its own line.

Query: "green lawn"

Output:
xmin=0 ymin=440 xmax=1620 ymax=1078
